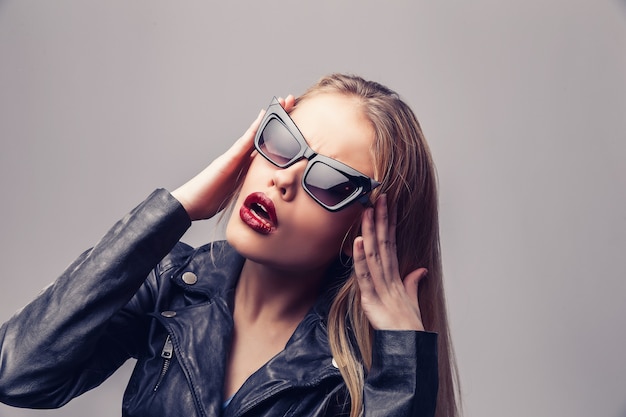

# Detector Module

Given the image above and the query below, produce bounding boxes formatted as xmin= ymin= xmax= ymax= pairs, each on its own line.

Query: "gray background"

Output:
xmin=1 ymin=1 xmax=625 ymax=416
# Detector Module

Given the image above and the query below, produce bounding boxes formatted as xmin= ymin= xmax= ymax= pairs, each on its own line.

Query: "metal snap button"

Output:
xmin=332 ymin=358 xmax=339 ymax=368
xmin=182 ymin=271 xmax=198 ymax=285
xmin=161 ymin=311 xmax=177 ymax=318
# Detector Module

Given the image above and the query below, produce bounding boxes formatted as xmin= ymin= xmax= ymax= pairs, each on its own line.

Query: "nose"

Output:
xmin=270 ymin=160 xmax=306 ymax=202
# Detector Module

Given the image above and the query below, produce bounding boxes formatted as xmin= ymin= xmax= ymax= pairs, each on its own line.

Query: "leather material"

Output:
xmin=0 ymin=189 xmax=438 ymax=417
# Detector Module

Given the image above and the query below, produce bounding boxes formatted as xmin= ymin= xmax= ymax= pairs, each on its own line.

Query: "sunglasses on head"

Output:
xmin=254 ymin=97 xmax=381 ymax=212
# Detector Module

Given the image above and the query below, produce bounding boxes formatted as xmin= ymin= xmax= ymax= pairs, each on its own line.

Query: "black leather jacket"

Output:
xmin=0 ymin=189 xmax=438 ymax=416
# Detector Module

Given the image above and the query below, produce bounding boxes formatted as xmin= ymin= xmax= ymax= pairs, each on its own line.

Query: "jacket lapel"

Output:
xmin=156 ymin=300 xmax=233 ymax=417
xmin=225 ymin=311 xmax=342 ymax=417
xmin=158 ymin=241 xmax=347 ymax=416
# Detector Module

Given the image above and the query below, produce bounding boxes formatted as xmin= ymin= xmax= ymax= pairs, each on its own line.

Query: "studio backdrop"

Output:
xmin=1 ymin=1 xmax=625 ymax=417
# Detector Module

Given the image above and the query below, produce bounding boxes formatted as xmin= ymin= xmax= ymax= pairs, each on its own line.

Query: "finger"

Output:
xmin=242 ymin=108 xmax=265 ymax=142
xmin=374 ymin=194 xmax=393 ymax=274
xmin=374 ymin=194 xmax=399 ymax=279
xmin=388 ymin=196 xmax=398 ymax=244
xmin=277 ymin=94 xmax=296 ymax=111
xmin=353 ymin=236 xmax=378 ymax=303
xmin=228 ymin=108 xmax=265 ymax=158
xmin=360 ymin=206 xmax=387 ymax=290
xmin=283 ymin=94 xmax=296 ymax=112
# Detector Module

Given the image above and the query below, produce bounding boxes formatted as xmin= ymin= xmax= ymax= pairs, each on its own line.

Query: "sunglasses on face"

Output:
xmin=254 ymin=97 xmax=381 ymax=212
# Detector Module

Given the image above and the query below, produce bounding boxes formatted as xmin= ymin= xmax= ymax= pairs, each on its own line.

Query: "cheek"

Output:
xmin=240 ymin=156 xmax=269 ymax=189
xmin=297 ymin=205 xmax=363 ymax=254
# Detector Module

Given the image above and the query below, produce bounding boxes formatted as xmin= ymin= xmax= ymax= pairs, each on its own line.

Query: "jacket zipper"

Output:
xmin=153 ymin=334 xmax=174 ymax=392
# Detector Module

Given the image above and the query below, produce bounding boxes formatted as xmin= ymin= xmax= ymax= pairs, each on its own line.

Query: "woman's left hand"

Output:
xmin=353 ymin=194 xmax=428 ymax=331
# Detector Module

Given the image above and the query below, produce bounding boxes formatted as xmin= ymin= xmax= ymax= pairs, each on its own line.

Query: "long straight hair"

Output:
xmin=295 ymin=74 xmax=460 ymax=417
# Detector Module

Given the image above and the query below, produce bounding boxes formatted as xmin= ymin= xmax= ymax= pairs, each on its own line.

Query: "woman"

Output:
xmin=0 ymin=74 xmax=460 ymax=417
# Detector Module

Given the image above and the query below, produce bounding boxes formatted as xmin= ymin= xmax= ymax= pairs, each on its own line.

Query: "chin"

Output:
xmin=225 ymin=216 xmax=274 ymax=261
xmin=225 ymin=215 xmax=253 ymax=252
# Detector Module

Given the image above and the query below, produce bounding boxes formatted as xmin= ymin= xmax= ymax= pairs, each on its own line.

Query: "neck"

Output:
xmin=233 ymin=260 xmax=328 ymax=325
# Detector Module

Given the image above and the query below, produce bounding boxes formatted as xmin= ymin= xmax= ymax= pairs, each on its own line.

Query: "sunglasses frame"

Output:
xmin=254 ymin=97 xmax=381 ymax=212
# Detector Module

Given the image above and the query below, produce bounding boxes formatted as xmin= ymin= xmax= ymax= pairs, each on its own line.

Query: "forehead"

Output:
xmin=289 ymin=93 xmax=376 ymax=178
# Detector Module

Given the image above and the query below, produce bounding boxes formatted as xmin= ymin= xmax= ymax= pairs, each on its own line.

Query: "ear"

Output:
xmin=341 ymin=240 xmax=353 ymax=257
xmin=340 ymin=216 xmax=363 ymax=258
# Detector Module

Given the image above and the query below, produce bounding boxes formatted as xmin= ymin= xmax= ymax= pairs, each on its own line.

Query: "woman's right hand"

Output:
xmin=172 ymin=95 xmax=295 ymax=221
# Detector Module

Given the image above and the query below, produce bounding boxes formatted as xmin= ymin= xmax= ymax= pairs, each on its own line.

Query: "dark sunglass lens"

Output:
xmin=258 ymin=118 xmax=301 ymax=166
xmin=305 ymin=161 xmax=359 ymax=207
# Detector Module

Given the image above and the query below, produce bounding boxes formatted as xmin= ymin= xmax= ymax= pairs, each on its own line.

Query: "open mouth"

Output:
xmin=239 ymin=192 xmax=278 ymax=234
xmin=250 ymin=202 xmax=271 ymax=221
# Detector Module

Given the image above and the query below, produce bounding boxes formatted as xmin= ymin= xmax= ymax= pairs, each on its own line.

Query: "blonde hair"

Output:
xmin=296 ymin=74 xmax=461 ymax=417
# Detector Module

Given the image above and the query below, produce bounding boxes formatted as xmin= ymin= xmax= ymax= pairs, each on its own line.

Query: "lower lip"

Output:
xmin=239 ymin=205 xmax=273 ymax=235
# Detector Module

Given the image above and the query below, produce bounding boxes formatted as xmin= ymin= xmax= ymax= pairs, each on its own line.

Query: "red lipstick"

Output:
xmin=239 ymin=192 xmax=278 ymax=234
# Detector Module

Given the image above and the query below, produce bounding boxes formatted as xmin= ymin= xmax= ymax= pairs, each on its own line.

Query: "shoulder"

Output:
xmin=156 ymin=241 xmax=195 ymax=276
xmin=154 ymin=240 xmax=244 ymax=298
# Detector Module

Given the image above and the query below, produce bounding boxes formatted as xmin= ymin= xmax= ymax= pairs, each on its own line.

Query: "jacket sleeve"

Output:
xmin=0 ymin=189 xmax=191 ymax=409
xmin=362 ymin=330 xmax=438 ymax=417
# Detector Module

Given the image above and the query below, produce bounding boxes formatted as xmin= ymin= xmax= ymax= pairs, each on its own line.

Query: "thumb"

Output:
xmin=403 ymin=268 xmax=428 ymax=304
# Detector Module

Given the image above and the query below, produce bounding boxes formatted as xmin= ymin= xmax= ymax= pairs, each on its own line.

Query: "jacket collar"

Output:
xmin=160 ymin=240 xmax=350 ymax=414
xmin=169 ymin=240 xmax=352 ymax=320
xmin=169 ymin=240 xmax=244 ymax=300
